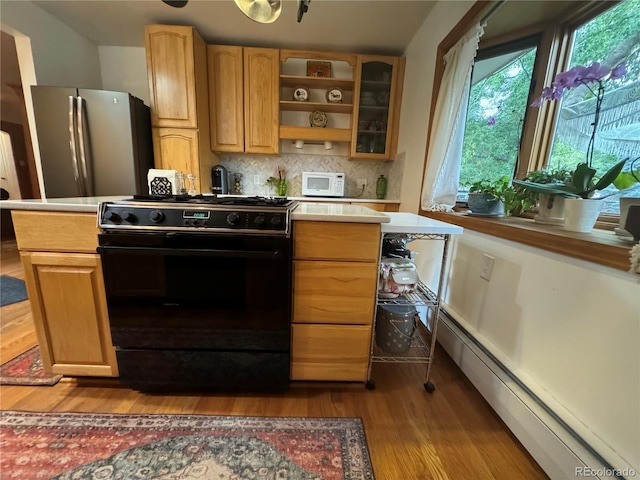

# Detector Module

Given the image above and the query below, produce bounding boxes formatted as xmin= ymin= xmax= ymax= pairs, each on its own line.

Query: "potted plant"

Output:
xmin=521 ymin=167 xmax=573 ymax=225
xmin=466 ymin=176 xmax=534 ymax=217
xmin=514 ymin=61 xmax=633 ymax=232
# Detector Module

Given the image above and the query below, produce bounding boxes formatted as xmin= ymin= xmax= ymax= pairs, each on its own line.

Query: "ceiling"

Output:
xmin=29 ymin=0 xmax=438 ymax=56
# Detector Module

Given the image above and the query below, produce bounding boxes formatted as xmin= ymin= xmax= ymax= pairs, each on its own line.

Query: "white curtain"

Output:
xmin=421 ymin=23 xmax=484 ymax=211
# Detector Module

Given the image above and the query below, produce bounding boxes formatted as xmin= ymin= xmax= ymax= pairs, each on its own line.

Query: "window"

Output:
xmin=458 ymin=38 xmax=538 ymax=200
xmin=455 ymin=0 xmax=639 ymax=215
xmin=548 ymin=0 xmax=640 ymax=214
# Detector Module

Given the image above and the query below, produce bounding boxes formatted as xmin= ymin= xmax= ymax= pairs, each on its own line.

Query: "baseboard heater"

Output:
xmin=437 ymin=309 xmax=629 ymax=479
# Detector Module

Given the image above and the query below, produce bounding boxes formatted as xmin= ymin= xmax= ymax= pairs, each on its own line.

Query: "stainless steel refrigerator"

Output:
xmin=30 ymin=86 xmax=154 ymax=198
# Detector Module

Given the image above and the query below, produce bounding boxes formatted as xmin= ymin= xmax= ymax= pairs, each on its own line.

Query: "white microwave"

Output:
xmin=302 ymin=172 xmax=345 ymax=197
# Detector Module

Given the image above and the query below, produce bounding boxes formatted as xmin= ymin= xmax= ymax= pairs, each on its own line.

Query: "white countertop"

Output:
xmin=0 ymin=196 xmax=121 ymax=213
xmin=381 ymin=212 xmax=463 ymax=235
xmin=1 ymin=198 xmax=462 ymax=234
xmin=289 ymin=196 xmax=400 ymax=204
xmin=291 ymin=202 xmax=390 ymax=223
xmin=0 ymin=196 xmax=391 ymax=224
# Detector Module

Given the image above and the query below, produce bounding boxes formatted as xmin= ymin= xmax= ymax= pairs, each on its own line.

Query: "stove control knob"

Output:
xmin=270 ymin=215 xmax=282 ymax=227
xmin=254 ymin=215 xmax=266 ymax=226
xmin=226 ymin=213 xmax=240 ymax=226
xmin=122 ymin=211 xmax=137 ymax=223
xmin=149 ymin=210 xmax=165 ymax=223
xmin=104 ymin=211 xmax=121 ymax=224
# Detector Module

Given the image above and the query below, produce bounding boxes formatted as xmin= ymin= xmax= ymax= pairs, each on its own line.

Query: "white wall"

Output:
xmin=0 ymin=1 xmax=101 ymax=88
xmin=397 ymin=0 xmax=476 ymax=213
xmin=400 ymin=1 xmax=640 ymax=475
xmin=440 ymin=232 xmax=640 ymax=472
xmin=98 ymin=46 xmax=149 ymax=104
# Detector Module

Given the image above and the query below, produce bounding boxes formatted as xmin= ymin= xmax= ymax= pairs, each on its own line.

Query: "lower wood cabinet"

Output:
xmin=291 ymin=220 xmax=380 ymax=382
xmin=12 ymin=211 xmax=118 ymax=377
xmin=291 ymin=324 xmax=371 ymax=381
xmin=293 ymin=260 xmax=377 ymax=325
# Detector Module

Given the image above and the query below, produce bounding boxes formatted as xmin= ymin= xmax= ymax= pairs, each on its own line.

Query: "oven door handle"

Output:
xmin=97 ymin=245 xmax=283 ymax=259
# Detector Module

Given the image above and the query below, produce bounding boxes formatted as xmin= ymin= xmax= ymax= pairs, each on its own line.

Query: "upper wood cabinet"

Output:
xmin=145 ymin=25 xmax=217 ymax=193
xmin=350 ymin=55 xmax=405 ymax=161
xmin=152 ymin=128 xmax=200 ymax=184
xmin=145 ymin=25 xmax=203 ymax=128
xmin=208 ymin=45 xmax=279 ymax=154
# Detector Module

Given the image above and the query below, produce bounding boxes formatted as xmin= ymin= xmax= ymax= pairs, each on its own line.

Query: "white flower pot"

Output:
xmin=563 ymin=198 xmax=603 ymax=233
xmin=534 ymin=194 xmax=565 ymax=225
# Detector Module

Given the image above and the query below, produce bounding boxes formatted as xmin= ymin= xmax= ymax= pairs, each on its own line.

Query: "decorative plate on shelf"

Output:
xmin=325 ymin=87 xmax=343 ymax=103
xmin=309 ymin=110 xmax=328 ymax=128
xmin=293 ymin=85 xmax=309 ymax=102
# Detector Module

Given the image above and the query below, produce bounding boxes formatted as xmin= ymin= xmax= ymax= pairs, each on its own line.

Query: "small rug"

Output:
xmin=0 ymin=411 xmax=375 ymax=479
xmin=0 ymin=274 xmax=28 ymax=307
xmin=0 ymin=346 xmax=63 ymax=386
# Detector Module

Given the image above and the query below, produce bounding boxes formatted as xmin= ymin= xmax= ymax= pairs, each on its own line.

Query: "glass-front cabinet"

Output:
xmin=351 ymin=55 xmax=405 ymax=161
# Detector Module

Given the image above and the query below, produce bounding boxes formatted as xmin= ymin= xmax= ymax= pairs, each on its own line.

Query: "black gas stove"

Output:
xmin=98 ymin=195 xmax=298 ymax=236
xmin=97 ymin=194 xmax=297 ymax=393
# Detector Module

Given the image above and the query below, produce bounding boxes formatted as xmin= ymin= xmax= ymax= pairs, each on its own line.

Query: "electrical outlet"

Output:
xmin=480 ymin=254 xmax=495 ymax=281
xmin=357 ymin=178 xmax=367 ymax=189
xmin=254 ymin=174 xmax=261 ymax=185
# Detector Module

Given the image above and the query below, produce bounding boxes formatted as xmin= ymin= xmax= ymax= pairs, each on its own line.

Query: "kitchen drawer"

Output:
xmin=291 ymin=324 xmax=371 ymax=381
xmin=11 ymin=211 xmax=99 ymax=253
xmin=293 ymin=260 xmax=377 ymax=324
xmin=293 ymin=221 xmax=380 ymax=261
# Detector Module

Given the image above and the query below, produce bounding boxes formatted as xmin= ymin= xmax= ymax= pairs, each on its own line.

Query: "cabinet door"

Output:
xmin=208 ymin=45 xmax=245 ymax=152
xmin=145 ymin=25 xmax=198 ymax=128
xmin=21 ymin=252 xmax=118 ymax=377
xmin=291 ymin=324 xmax=371 ymax=381
xmin=350 ymin=55 xmax=405 ymax=160
xmin=244 ymin=47 xmax=280 ymax=154
xmin=152 ymin=128 xmax=201 ymax=193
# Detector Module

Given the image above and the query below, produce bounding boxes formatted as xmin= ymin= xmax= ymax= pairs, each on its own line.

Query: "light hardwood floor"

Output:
xmin=0 ymin=239 xmax=548 ymax=480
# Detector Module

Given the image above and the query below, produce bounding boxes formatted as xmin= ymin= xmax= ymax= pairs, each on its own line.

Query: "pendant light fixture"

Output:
xmin=233 ymin=0 xmax=282 ymax=24
xmin=161 ymin=0 xmax=189 ymax=7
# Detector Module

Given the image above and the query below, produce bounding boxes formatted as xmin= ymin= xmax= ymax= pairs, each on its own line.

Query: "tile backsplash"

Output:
xmin=216 ymin=151 xmax=404 ymax=200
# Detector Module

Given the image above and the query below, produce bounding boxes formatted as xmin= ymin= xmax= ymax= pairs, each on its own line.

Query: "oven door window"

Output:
xmin=99 ymin=234 xmax=292 ymax=350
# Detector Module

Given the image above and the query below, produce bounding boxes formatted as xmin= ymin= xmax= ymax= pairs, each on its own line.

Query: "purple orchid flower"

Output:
xmin=610 ymin=62 xmax=628 ymax=79
xmin=582 ymin=62 xmax=611 ymax=81
xmin=530 ymin=60 xmax=627 ymax=170
xmin=487 ymin=116 xmax=496 ymax=126
xmin=554 ymin=67 xmax=581 ymax=89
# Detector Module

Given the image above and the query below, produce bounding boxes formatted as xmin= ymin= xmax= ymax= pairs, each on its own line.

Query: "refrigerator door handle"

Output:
xmin=68 ymin=95 xmax=84 ymax=196
xmin=76 ymin=96 xmax=94 ymax=196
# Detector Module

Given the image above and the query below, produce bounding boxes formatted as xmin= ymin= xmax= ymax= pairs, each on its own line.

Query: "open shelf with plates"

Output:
xmin=279 ymin=50 xmax=356 ymax=147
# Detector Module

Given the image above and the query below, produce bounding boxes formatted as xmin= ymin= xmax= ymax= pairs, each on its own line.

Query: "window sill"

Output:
xmin=422 ymin=211 xmax=634 ymax=272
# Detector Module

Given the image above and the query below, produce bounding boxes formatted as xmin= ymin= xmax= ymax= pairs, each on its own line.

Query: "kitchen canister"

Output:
xmin=375 ymin=304 xmax=419 ymax=354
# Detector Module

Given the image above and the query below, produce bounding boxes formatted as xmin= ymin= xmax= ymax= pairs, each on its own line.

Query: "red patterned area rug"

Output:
xmin=0 ymin=346 xmax=62 ymax=386
xmin=0 ymin=411 xmax=375 ymax=479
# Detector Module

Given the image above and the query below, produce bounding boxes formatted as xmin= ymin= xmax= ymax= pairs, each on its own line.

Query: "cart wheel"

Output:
xmin=365 ymin=380 xmax=376 ymax=390
xmin=424 ymin=382 xmax=435 ymax=393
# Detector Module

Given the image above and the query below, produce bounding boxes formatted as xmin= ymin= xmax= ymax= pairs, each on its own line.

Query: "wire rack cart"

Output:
xmin=366 ymin=213 xmax=463 ymax=393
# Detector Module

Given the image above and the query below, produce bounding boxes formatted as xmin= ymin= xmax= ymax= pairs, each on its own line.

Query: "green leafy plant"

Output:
xmin=513 ymin=159 xmax=629 ymax=199
xmin=613 ymin=157 xmax=640 ymax=189
xmin=467 ymin=176 xmax=534 ymax=216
